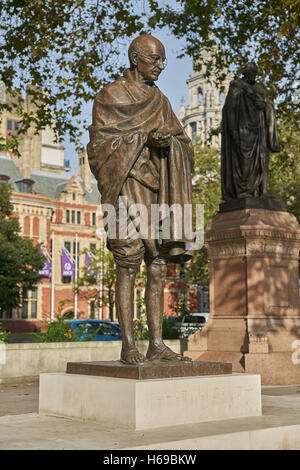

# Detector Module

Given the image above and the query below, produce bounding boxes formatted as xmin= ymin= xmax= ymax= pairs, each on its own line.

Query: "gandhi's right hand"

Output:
xmin=147 ymin=130 xmax=171 ymax=148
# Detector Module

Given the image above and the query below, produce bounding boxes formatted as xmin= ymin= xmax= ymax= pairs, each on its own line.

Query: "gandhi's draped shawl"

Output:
xmin=87 ymin=69 xmax=194 ymax=239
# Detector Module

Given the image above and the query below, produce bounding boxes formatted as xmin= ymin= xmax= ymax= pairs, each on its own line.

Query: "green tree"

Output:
xmin=189 ymin=140 xmax=221 ymax=285
xmin=1 ymin=1 xmax=298 ymax=154
xmin=268 ymin=122 xmax=300 ymax=223
xmin=0 ymin=0 xmax=146 ymax=154
xmin=77 ymin=245 xmax=117 ymax=321
xmin=0 ymin=182 xmax=45 ymax=313
xmin=149 ymin=0 xmax=299 ymax=129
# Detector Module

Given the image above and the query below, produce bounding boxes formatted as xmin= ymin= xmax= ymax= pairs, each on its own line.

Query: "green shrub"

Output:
xmin=34 ymin=318 xmax=76 ymax=342
xmin=0 ymin=323 xmax=10 ymax=343
xmin=133 ymin=314 xmax=149 ymax=340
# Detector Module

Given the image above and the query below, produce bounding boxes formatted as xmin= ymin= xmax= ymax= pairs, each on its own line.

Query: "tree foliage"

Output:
xmin=0 ymin=1 xmax=298 ymax=154
xmin=0 ymin=183 xmax=45 ymax=312
xmin=268 ymin=123 xmax=300 ymax=223
xmin=77 ymin=245 xmax=117 ymax=320
xmin=0 ymin=0 xmax=146 ymax=153
xmin=188 ymin=140 xmax=221 ymax=285
xmin=149 ymin=0 xmax=300 ymax=128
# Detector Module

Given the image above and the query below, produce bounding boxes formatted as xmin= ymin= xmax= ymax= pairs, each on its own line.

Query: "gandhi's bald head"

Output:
xmin=128 ymin=35 xmax=164 ymax=65
xmin=128 ymin=35 xmax=166 ymax=82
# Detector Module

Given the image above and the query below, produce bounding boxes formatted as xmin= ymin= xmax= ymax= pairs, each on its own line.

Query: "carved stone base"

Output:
xmin=185 ymin=208 xmax=300 ymax=385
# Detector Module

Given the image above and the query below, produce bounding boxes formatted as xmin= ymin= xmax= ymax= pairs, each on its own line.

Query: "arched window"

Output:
xmin=23 ymin=216 xmax=30 ymax=236
xmin=32 ymin=217 xmax=39 ymax=237
xmin=219 ymin=91 xmax=225 ymax=104
xmin=190 ymin=122 xmax=197 ymax=144
xmin=198 ymin=87 xmax=204 ymax=105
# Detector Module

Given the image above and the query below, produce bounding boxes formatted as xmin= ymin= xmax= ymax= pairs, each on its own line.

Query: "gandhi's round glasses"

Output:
xmin=138 ymin=53 xmax=167 ymax=68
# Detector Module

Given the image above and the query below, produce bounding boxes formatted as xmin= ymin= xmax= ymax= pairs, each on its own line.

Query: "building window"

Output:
xmin=92 ymin=212 xmax=96 ymax=226
xmin=90 ymin=243 xmax=96 ymax=252
xmin=6 ymin=119 xmax=19 ymax=136
xmin=66 ymin=210 xmax=70 ymax=223
xmin=190 ymin=122 xmax=197 ymax=144
xmin=219 ymin=91 xmax=225 ymax=104
xmin=21 ymin=288 xmax=38 ymax=319
xmin=31 ymin=287 xmax=37 ymax=319
xmin=0 ymin=175 xmax=10 ymax=182
xmin=90 ymin=300 xmax=95 ymax=319
xmin=6 ymin=308 xmax=13 ymax=319
xmin=0 ymin=308 xmax=12 ymax=319
xmin=23 ymin=216 xmax=31 ymax=237
xmin=21 ymin=287 xmax=28 ymax=319
xmin=71 ymin=210 xmax=75 ymax=224
xmin=198 ymin=88 xmax=204 ymax=105
xmin=77 ymin=211 xmax=81 ymax=224
xmin=72 ymin=192 xmax=76 ymax=201
xmin=16 ymin=179 xmax=34 ymax=194
xmin=32 ymin=217 xmax=39 ymax=238
xmin=64 ymin=241 xmax=71 ymax=253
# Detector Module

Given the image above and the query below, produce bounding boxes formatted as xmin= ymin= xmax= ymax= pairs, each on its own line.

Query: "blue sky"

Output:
xmin=64 ymin=27 xmax=194 ymax=171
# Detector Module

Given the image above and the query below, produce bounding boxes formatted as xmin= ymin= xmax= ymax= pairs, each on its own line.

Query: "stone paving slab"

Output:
xmin=0 ymin=381 xmax=38 ymax=417
xmin=0 ymin=389 xmax=300 ymax=450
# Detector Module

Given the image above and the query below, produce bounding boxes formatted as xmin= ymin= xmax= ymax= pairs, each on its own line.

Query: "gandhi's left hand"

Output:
xmin=147 ymin=130 xmax=171 ymax=148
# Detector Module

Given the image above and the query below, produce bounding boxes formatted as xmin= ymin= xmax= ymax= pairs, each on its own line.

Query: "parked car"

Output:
xmin=64 ymin=319 xmax=122 ymax=341
xmin=174 ymin=313 xmax=210 ymax=338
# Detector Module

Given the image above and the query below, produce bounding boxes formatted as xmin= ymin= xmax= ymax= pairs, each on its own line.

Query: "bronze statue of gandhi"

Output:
xmin=87 ymin=34 xmax=194 ymax=364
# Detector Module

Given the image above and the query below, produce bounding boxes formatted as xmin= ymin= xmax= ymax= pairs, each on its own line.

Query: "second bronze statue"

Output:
xmin=87 ymin=34 xmax=194 ymax=365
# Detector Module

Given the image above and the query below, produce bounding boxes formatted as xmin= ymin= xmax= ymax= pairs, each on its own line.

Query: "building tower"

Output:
xmin=179 ymin=47 xmax=231 ymax=147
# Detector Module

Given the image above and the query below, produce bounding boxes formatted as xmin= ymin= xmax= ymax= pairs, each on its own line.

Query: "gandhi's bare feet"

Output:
xmin=120 ymin=347 xmax=146 ymax=365
xmin=146 ymin=342 xmax=192 ymax=362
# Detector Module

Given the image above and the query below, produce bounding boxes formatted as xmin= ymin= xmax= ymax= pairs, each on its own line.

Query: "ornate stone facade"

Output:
xmin=179 ymin=47 xmax=231 ymax=146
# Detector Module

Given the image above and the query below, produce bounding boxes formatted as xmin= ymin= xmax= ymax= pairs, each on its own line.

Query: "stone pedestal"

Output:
xmin=66 ymin=359 xmax=232 ymax=379
xmin=186 ymin=208 xmax=300 ymax=385
xmin=39 ymin=371 xmax=261 ymax=430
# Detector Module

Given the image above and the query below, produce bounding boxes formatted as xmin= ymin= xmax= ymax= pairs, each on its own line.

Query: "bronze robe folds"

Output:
xmin=87 ymin=69 xmax=194 ymax=263
xmin=221 ymin=79 xmax=280 ymax=200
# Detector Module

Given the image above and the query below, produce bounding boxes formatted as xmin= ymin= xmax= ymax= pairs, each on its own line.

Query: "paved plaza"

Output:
xmin=0 ymin=380 xmax=300 ymax=450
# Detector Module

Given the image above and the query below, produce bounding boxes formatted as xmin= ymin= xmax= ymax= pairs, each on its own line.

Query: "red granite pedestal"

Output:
xmin=186 ymin=208 xmax=300 ymax=385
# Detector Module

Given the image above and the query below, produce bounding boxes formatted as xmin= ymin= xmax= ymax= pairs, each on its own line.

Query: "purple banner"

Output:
xmin=38 ymin=248 xmax=51 ymax=277
xmin=85 ymin=252 xmax=97 ymax=279
xmin=61 ymin=249 xmax=74 ymax=277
